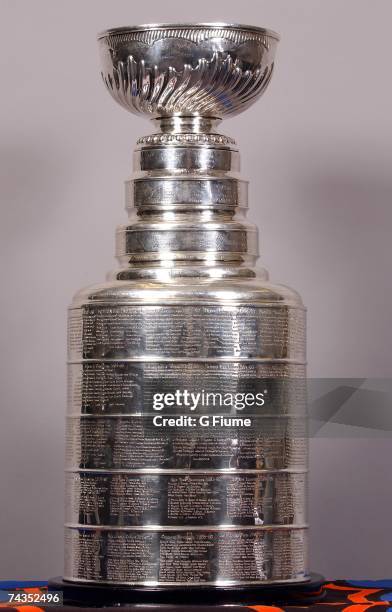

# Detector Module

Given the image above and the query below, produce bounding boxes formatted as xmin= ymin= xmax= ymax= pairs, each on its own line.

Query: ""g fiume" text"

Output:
xmin=152 ymin=415 xmax=252 ymax=427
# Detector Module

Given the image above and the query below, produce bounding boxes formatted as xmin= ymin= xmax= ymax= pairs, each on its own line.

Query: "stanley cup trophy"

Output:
xmin=51 ymin=23 xmax=323 ymax=606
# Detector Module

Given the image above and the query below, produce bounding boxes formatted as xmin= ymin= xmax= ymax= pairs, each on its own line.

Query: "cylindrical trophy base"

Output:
xmin=49 ymin=574 xmax=325 ymax=607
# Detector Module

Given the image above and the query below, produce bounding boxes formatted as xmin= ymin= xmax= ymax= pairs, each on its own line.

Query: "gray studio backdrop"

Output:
xmin=1 ymin=0 xmax=391 ymax=580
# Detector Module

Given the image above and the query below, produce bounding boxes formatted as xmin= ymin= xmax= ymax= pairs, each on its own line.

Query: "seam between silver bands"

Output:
xmin=65 ymin=468 xmax=308 ymax=475
xmin=65 ymin=523 xmax=309 ymax=532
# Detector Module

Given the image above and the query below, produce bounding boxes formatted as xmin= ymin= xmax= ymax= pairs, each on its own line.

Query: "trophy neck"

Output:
xmin=152 ymin=116 xmax=222 ymax=134
xmin=111 ymin=121 xmax=265 ymax=282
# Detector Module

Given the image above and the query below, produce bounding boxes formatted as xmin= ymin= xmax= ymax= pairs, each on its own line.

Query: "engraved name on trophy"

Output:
xmin=54 ymin=22 xmax=322 ymax=605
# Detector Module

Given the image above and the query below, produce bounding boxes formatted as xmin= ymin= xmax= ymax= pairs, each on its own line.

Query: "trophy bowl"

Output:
xmin=98 ymin=22 xmax=279 ymax=119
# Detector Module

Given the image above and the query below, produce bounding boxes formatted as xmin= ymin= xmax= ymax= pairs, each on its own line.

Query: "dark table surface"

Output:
xmin=1 ymin=580 xmax=392 ymax=610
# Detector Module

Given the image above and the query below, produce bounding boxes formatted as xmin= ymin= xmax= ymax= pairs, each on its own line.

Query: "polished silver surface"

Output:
xmin=64 ymin=527 xmax=307 ymax=585
xmin=64 ymin=23 xmax=309 ymax=586
xmin=64 ymin=527 xmax=307 ymax=586
xmin=65 ymin=471 xmax=307 ymax=527
xmin=98 ymin=23 xmax=279 ymax=119
xmin=66 ymin=415 xmax=308 ymax=470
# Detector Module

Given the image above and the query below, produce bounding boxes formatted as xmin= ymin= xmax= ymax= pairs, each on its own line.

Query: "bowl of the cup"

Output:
xmin=98 ymin=22 xmax=279 ymax=119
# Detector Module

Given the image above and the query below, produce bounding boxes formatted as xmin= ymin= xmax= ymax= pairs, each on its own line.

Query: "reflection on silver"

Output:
xmin=64 ymin=23 xmax=309 ymax=586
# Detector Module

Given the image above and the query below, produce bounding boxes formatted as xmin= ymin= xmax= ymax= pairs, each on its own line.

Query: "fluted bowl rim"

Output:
xmin=97 ymin=22 xmax=280 ymax=41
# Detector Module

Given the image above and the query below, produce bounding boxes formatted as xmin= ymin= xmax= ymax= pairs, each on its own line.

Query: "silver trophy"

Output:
xmin=58 ymin=22 xmax=319 ymax=603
